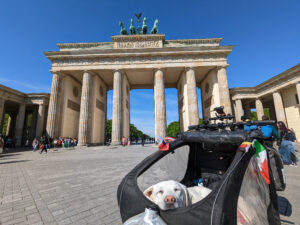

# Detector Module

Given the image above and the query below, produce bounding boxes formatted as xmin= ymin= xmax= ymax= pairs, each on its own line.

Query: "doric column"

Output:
xmin=78 ymin=71 xmax=93 ymax=146
xmin=35 ymin=104 xmax=45 ymax=138
xmin=244 ymin=103 xmax=251 ymax=119
xmin=255 ymin=98 xmax=264 ymax=120
xmin=154 ymin=69 xmax=167 ymax=141
xmin=234 ymin=99 xmax=243 ymax=121
xmin=186 ymin=68 xmax=199 ymax=126
xmin=6 ymin=116 xmax=11 ymax=136
xmin=30 ymin=106 xmax=38 ymax=140
xmin=296 ymin=82 xmax=300 ymax=104
xmin=15 ymin=104 xmax=26 ymax=146
xmin=111 ymin=70 xmax=123 ymax=145
xmin=217 ymin=67 xmax=232 ymax=115
xmin=273 ymin=91 xmax=287 ymax=124
xmin=46 ymin=72 xmax=62 ymax=138
xmin=0 ymin=98 xmax=5 ymax=131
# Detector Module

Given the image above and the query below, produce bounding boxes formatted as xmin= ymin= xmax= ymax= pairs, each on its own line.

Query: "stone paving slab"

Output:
xmin=0 ymin=144 xmax=299 ymax=225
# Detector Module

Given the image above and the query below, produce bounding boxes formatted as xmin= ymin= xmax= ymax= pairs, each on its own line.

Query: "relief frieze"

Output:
xmin=52 ymin=54 xmax=226 ymax=67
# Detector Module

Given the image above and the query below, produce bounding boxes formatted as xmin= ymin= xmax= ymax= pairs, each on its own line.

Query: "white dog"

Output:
xmin=144 ymin=180 xmax=211 ymax=210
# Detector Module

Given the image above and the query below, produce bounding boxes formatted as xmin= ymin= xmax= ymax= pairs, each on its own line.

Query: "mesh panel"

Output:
xmin=237 ymin=156 xmax=270 ymax=225
xmin=138 ymin=145 xmax=189 ymax=191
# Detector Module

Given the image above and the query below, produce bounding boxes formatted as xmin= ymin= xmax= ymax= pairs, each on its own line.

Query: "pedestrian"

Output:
xmin=141 ymin=134 xmax=145 ymax=146
xmin=40 ymin=136 xmax=48 ymax=154
xmin=127 ymin=137 xmax=131 ymax=146
xmin=122 ymin=136 xmax=126 ymax=147
xmin=277 ymin=121 xmax=298 ymax=167
xmin=0 ymin=134 xmax=4 ymax=154
xmin=32 ymin=138 xmax=39 ymax=152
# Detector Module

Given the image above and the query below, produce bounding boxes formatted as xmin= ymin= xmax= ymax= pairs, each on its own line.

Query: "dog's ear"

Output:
xmin=179 ymin=183 xmax=191 ymax=206
xmin=144 ymin=186 xmax=154 ymax=201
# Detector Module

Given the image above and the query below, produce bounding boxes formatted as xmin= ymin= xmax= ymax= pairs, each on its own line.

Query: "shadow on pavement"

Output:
xmin=278 ymin=196 xmax=292 ymax=216
xmin=0 ymin=153 xmax=21 ymax=158
xmin=0 ymin=160 xmax=30 ymax=164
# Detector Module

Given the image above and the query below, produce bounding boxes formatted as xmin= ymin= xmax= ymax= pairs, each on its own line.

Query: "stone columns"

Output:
xmin=186 ymin=68 xmax=199 ymax=126
xmin=30 ymin=106 xmax=38 ymax=140
xmin=36 ymin=104 xmax=45 ymax=138
xmin=111 ymin=70 xmax=123 ymax=145
xmin=234 ymin=99 xmax=243 ymax=121
xmin=273 ymin=91 xmax=287 ymax=124
xmin=296 ymin=82 xmax=300 ymax=104
xmin=6 ymin=116 xmax=11 ymax=136
xmin=0 ymin=98 xmax=5 ymax=131
xmin=255 ymin=99 xmax=264 ymax=120
xmin=244 ymin=103 xmax=251 ymax=119
xmin=15 ymin=104 xmax=26 ymax=146
xmin=46 ymin=72 xmax=62 ymax=138
xmin=78 ymin=71 xmax=93 ymax=146
xmin=154 ymin=69 xmax=167 ymax=141
xmin=217 ymin=67 xmax=232 ymax=115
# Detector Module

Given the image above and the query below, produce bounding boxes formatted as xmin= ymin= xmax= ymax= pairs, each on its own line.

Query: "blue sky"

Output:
xmin=0 ymin=0 xmax=299 ymax=136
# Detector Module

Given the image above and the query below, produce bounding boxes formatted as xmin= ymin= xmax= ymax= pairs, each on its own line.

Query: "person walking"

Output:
xmin=122 ymin=136 xmax=126 ymax=147
xmin=40 ymin=136 xmax=48 ymax=154
xmin=127 ymin=137 xmax=131 ymax=146
xmin=32 ymin=138 xmax=39 ymax=152
xmin=141 ymin=134 xmax=145 ymax=147
xmin=277 ymin=121 xmax=298 ymax=166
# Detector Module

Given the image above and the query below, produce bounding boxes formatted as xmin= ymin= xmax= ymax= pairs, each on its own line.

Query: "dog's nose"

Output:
xmin=164 ymin=195 xmax=176 ymax=204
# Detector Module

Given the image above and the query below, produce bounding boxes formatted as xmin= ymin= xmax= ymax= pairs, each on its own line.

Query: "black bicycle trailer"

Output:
xmin=117 ymin=120 xmax=283 ymax=225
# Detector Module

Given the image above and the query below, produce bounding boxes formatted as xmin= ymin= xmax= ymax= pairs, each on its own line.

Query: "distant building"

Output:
xmin=0 ymin=84 xmax=49 ymax=146
xmin=230 ymin=63 xmax=300 ymax=140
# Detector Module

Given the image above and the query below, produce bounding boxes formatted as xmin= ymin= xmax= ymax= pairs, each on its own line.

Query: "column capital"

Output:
xmin=185 ymin=67 xmax=195 ymax=72
xmin=113 ymin=69 xmax=123 ymax=74
xmin=272 ymin=90 xmax=281 ymax=95
xmin=215 ymin=65 xmax=229 ymax=70
xmin=154 ymin=68 xmax=165 ymax=73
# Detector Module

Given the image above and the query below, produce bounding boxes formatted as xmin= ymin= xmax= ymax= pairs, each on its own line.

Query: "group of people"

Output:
xmin=121 ymin=134 xmax=155 ymax=147
xmin=244 ymin=115 xmax=298 ymax=167
xmin=32 ymin=136 xmax=78 ymax=153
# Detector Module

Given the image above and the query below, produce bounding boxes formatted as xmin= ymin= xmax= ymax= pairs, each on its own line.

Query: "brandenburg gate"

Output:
xmin=44 ymin=34 xmax=233 ymax=146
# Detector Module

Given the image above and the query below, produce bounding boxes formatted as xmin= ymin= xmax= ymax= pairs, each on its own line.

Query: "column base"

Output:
xmin=110 ymin=141 xmax=121 ymax=146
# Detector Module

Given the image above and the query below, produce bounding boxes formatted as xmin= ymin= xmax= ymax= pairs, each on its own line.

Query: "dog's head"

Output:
xmin=144 ymin=180 xmax=189 ymax=210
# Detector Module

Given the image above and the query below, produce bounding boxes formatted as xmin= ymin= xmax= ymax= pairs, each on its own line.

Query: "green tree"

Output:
xmin=199 ymin=118 xmax=203 ymax=124
xmin=1 ymin=114 xmax=9 ymax=137
xmin=251 ymin=108 xmax=270 ymax=120
xmin=105 ymin=120 xmax=112 ymax=141
xmin=167 ymin=121 xmax=180 ymax=138
xmin=105 ymin=120 xmax=151 ymax=142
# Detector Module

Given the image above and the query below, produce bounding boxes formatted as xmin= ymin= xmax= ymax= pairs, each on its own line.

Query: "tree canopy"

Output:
xmin=167 ymin=121 xmax=180 ymax=138
xmin=250 ymin=109 xmax=270 ymax=120
xmin=105 ymin=120 xmax=150 ymax=142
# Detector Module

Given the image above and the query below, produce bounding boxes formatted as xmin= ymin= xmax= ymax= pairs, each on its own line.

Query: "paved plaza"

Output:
xmin=0 ymin=144 xmax=299 ymax=225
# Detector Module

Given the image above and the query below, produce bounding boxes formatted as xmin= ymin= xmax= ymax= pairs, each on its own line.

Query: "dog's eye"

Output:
xmin=158 ymin=190 xmax=164 ymax=195
xmin=174 ymin=188 xmax=179 ymax=192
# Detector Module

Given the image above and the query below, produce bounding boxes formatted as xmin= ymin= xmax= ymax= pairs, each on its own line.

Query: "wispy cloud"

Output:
xmin=0 ymin=78 xmax=51 ymax=93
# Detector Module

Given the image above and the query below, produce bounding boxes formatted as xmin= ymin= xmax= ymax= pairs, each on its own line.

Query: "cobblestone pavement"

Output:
xmin=0 ymin=144 xmax=299 ymax=225
xmin=0 ymin=145 xmax=156 ymax=225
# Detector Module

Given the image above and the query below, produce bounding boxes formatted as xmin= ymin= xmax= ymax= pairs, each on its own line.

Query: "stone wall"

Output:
xmin=200 ymin=69 xmax=220 ymax=119
xmin=281 ymin=86 xmax=300 ymax=140
xmin=60 ymin=76 xmax=81 ymax=138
